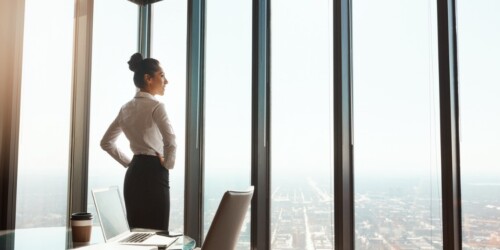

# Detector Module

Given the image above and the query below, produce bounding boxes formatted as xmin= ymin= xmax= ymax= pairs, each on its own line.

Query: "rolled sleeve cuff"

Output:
xmin=163 ymin=147 xmax=176 ymax=170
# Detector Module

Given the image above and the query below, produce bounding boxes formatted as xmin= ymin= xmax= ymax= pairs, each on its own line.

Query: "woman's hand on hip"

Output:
xmin=155 ymin=152 xmax=165 ymax=166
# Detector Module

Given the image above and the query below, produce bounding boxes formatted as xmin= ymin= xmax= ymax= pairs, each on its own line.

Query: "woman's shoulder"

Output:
xmin=145 ymin=97 xmax=164 ymax=107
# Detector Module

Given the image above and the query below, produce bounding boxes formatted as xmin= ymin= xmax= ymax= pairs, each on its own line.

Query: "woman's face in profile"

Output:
xmin=147 ymin=67 xmax=168 ymax=96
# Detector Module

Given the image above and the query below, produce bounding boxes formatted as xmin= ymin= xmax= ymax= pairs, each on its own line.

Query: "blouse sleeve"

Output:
xmin=100 ymin=112 xmax=131 ymax=168
xmin=152 ymin=103 xmax=177 ymax=170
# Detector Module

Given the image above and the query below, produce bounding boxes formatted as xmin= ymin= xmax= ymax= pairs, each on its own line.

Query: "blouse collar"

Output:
xmin=135 ymin=91 xmax=156 ymax=100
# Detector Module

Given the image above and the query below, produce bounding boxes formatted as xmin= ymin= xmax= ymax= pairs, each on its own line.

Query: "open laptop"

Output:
xmin=91 ymin=186 xmax=178 ymax=248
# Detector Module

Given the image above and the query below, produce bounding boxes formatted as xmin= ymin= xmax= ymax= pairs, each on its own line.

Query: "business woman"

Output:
xmin=100 ymin=52 xmax=176 ymax=232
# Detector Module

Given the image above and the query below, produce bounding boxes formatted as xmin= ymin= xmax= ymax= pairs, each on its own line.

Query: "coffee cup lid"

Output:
xmin=71 ymin=212 xmax=93 ymax=220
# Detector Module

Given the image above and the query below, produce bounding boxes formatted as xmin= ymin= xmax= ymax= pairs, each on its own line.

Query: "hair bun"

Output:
xmin=128 ymin=53 xmax=144 ymax=72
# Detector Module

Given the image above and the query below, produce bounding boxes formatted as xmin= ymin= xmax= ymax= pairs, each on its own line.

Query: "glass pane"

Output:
xmin=16 ymin=0 xmax=74 ymax=229
xmin=457 ymin=1 xmax=500 ymax=248
xmin=87 ymin=0 xmax=137 ymax=216
xmin=271 ymin=0 xmax=335 ymax=249
xmin=204 ymin=0 xmax=252 ymax=248
xmin=152 ymin=0 xmax=188 ymax=233
xmin=353 ymin=0 xmax=442 ymax=249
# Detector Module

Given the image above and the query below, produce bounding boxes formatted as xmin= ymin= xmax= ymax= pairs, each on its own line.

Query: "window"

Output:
xmin=457 ymin=1 xmax=500 ymax=248
xmin=87 ymin=0 xmax=137 ymax=215
xmin=15 ymin=1 xmax=497 ymax=249
xmin=151 ymin=0 xmax=188 ymax=233
xmin=271 ymin=0 xmax=335 ymax=248
xmin=16 ymin=0 xmax=74 ymax=229
xmin=204 ymin=0 xmax=252 ymax=248
xmin=353 ymin=0 xmax=442 ymax=248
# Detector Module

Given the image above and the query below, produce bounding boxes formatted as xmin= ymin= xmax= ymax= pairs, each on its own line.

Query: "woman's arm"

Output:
xmin=100 ymin=113 xmax=131 ymax=167
xmin=152 ymin=103 xmax=177 ymax=170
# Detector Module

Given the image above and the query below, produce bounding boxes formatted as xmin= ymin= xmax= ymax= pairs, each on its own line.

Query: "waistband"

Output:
xmin=133 ymin=154 xmax=158 ymax=159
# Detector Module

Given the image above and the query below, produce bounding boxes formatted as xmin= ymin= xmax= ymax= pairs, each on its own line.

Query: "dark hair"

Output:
xmin=127 ymin=53 xmax=161 ymax=89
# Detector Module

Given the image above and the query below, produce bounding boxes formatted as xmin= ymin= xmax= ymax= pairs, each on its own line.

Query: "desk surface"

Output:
xmin=0 ymin=227 xmax=195 ymax=250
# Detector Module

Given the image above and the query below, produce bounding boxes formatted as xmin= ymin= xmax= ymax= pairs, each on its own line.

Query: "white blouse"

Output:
xmin=100 ymin=91 xmax=176 ymax=169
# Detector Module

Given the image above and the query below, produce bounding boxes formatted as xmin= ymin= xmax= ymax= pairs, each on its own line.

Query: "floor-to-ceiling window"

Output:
xmin=87 ymin=0 xmax=137 ymax=217
xmin=16 ymin=0 xmax=74 ymax=234
xmin=353 ymin=0 xmax=442 ymax=248
xmin=457 ymin=1 xmax=500 ymax=248
xmin=11 ymin=1 xmax=500 ymax=249
xmin=204 ymin=0 xmax=252 ymax=248
xmin=151 ymin=0 xmax=188 ymax=234
xmin=271 ymin=0 xmax=335 ymax=249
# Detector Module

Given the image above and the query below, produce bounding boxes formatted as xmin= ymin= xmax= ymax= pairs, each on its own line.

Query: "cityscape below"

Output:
xmin=15 ymin=173 xmax=500 ymax=250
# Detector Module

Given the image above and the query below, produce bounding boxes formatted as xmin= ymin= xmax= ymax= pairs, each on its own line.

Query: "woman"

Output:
xmin=100 ymin=52 xmax=176 ymax=232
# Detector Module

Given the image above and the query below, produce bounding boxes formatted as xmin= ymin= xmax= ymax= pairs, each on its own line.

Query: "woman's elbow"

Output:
xmin=100 ymin=140 xmax=111 ymax=151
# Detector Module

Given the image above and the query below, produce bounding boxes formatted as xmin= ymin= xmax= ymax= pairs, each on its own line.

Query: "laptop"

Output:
xmin=91 ymin=186 xmax=179 ymax=248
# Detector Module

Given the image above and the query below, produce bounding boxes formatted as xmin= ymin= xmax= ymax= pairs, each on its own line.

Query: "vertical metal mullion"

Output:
xmin=185 ymin=0 xmax=205 ymax=246
xmin=138 ymin=4 xmax=152 ymax=57
xmin=67 ymin=0 xmax=93 ymax=231
xmin=251 ymin=0 xmax=271 ymax=249
xmin=437 ymin=0 xmax=462 ymax=249
xmin=333 ymin=0 xmax=354 ymax=249
xmin=0 ymin=0 xmax=25 ymax=234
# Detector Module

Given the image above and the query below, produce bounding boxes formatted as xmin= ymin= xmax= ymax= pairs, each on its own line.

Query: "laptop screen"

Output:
xmin=92 ymin=186 xmax=130 ymax=241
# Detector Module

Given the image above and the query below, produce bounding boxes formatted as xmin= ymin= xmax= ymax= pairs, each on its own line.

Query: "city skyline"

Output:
xmin=15 ymin=172 xmax=500 ymax=249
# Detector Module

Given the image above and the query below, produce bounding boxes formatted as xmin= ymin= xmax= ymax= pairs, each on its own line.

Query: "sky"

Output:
xmin=17 ymin=0 xmax=500 ymax=176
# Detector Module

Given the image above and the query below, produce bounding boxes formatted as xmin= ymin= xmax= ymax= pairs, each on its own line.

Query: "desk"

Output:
xmin=0 ymin=227 xmax=195 ymax=250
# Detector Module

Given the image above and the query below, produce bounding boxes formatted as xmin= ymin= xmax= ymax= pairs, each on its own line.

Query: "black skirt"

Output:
xmin=124 ymin=154 xmax=170 ymax=231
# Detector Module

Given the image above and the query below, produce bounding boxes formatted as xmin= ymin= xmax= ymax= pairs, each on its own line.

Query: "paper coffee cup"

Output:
xmin=71 ymin=212 xmax=93 ymax=243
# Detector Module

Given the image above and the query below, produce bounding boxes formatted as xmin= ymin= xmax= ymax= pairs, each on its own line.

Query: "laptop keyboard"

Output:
xmin=119 ymin=233 xmax=154 ymax=243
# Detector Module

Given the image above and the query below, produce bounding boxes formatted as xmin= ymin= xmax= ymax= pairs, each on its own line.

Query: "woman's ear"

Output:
xmin=144 ymin=74 xmax=152 ymax=84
